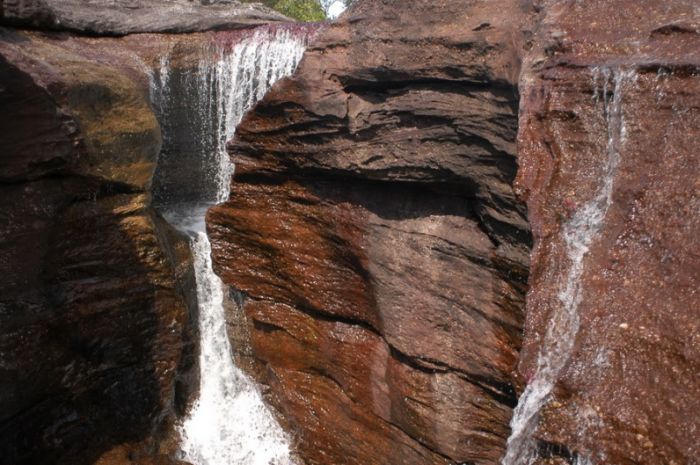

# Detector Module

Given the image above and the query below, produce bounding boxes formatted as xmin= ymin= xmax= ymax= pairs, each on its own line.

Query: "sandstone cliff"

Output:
xmin=512 ymin=1 xmax=700 ymax=463
xmin=1 ymin=1 xmax=698 ymax=465
xmin=207 ymin=1 xmax=533 ymax=464
xmin=210 ymin=1 xmax=700 ymax=464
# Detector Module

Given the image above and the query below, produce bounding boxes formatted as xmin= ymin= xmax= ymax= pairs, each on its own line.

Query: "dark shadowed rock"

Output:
xmin=0 ymin=29 xmax=198 ymax=465
xmin=207 ymin=1 xmax=534 ymax=464
xmin=0 ymin=0 xmax=287 ymax=35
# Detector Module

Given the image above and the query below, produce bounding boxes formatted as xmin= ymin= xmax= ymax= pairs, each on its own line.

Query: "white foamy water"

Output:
xmin=181 ymin=231 xmax=291 ymax=465
xmin=152 ymin=25 xmax=312 ymax=465
xmin=323 ymin=0 xmax=347 ymax=19
xmin=207 ymin=28 xmax=309 ymax=202
xmin=502 ymin=68 xmax=636 ymax=465
xmin=152 ymin=26 xmax=309 ymax=204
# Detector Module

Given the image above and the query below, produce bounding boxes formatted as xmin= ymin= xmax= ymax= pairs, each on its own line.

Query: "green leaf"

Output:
xmin=241 ymin=0 xmax=326 ymax=22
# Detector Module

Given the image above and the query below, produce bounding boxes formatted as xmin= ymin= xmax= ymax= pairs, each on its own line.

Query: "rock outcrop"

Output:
xmin=207 ymin=1 xmax=533 ymax=464
xmin=0 ymin=0 xmax=287 ymax=35
xmin=2 ymin=1 xmax=698 ymax=465
xmin=512 ymin=1 xmax=700 ymax=463
xmin=0 ymin=29 xmax=198 ymax=465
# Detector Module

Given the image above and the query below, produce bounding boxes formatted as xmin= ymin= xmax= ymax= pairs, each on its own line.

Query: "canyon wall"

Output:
xmin=511 ymin=1 xmax=700 ymax=463
xmin=210 ymin=1 xmax=700 ymax=464
xmin=1 ymin=1 xmax=698 ymax=465
xmin=0 ymin=11 xmax=291 ymax=464
xmin=0 ymin=28 xmax=201 ymax=465
xmin=207 ymin=1 xmax=533 ymax=464
xmin=0 ymin=28 xmax=190 ymax=465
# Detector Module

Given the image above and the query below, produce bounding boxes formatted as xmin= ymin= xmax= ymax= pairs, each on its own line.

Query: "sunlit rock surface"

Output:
xmin=0 ymin=0 xmax=287 ymax=35
xmin=207 ymin=1 xmax=534 ymax=464
xmin=509 ymin=1 xmax=700 ymax=463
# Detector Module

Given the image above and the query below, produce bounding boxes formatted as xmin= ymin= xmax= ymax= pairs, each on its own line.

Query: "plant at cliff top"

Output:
xmin=242 ymin=0 xmax=326 ymax=21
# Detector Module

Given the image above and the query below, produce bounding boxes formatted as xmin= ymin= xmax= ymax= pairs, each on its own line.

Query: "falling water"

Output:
xmin=151 ymin=25 xmax=312 ymax=465
xmin=502 ymin=68 xmax=636 ymax=465
xmin=152 ymin=26 xmax=309 ymax=205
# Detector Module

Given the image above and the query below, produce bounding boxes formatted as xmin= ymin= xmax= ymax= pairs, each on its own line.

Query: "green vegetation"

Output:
xmin=242 ymin=0 xmax=326 ymax=22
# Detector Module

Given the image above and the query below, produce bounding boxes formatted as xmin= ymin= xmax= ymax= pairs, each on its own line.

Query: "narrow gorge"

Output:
xmin=0 ymin=1 xmax=697 ymax=465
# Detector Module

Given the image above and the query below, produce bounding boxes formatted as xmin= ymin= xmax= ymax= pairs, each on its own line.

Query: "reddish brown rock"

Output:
xmin=208 ymin=1 xmax=534 ymax=464
xmin=0 ymin=29 xmax=198 ymax=465
xmin=514 ymin=1 xmax=700 ymax=463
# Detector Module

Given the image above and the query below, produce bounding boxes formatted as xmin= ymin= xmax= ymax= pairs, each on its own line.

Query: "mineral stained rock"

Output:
xmin=2 ymin=1 xmax=698 ymax=465
xmin=0 ymin=29 xmax=198 ymax=465
xmin=207 ymin=1 xmax=533 ymax=464
xmin=0 ymin=0 xmax=287 ymax=35
xmin=514 ymin=0 xmax=700 ymax=463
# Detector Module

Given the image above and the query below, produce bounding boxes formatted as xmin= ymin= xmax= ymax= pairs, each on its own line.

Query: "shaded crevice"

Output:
xmin=388 ymin=347 xmax=518 ymax=408
xmin=340 ymin=74 xmax=511 ymax=97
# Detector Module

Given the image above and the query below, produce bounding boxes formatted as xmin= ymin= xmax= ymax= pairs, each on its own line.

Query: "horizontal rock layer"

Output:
xmin=208 ymin=1 xmax=533 ymax=464
xmin=0 ymin=0 xmax=287 ymax=35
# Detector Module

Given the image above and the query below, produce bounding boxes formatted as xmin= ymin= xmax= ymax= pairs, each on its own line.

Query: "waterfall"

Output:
xmin=151 ymin=25 xmax=312 ymax=465
xmin=151 ymin=25 xmax=309 ymax=205
xmin=502 ymin=68 xmax=636 ymax=465
xmin=181 ymin=231 xmax=292 ymax=465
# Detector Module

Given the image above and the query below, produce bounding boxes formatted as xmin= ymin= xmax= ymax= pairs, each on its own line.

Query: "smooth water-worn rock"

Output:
xmin=508 ymin=1 xmax=700 ymax=464
xmin=3 ymin=2 xmax=698 ymax=465
xmin=0 ymin=0 xmax=287 ymax=35
xmin=207 ymin=1 xmax=533 ymax=464
xmin=0 ymin=29 xmax=199 ymax=465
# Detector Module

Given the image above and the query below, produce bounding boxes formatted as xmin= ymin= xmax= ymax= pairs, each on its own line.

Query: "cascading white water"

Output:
xmin=152 ymin=25 xmax=312 ymax=465
xmin=208 ymin=28 xmax=309 ymax=202
xmin=502 ymin=68 xmax=636 ymax=465
xmin=182 ymin=230 xmax=291 ymax=465
xmin=152 ymin=26 xmax=309 ymax=205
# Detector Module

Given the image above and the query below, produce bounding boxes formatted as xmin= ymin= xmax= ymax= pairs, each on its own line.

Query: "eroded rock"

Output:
xmin=513 ymin=1 xmax=700 ymax=463
xmin=0 ymin=29 xmax=198 ymax=465
xmin=207 ymin=1 xmax=534 ymax=464
xmin=0 ymin=0 xmax=287 ymax=35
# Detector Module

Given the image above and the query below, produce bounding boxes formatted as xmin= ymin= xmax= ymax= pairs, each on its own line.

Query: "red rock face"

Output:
xmin=513 ymin=1 xmax=700 ymax=463
xmin=208 ymin=1 xmax=534 ymax=464
xmin=3 ymin=2 xmax=697 ymax=465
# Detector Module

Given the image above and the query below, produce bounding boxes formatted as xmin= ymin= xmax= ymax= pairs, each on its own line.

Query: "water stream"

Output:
xmin=150 ymin=25 xmax=311 ymax=465
xmin=502 ymin=67 xmax=636 ymax=465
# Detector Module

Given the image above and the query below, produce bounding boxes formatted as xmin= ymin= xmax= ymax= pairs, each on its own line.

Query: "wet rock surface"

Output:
xmin=0 ymin=0 xmax=287 ymax=35
xmin=0 ymin=29 xmax=198 ymax=465
xmin=1 ymin=1 xmax=698 ymax=465
xmin=514 ymin=0 xmax=700 ymax=463
xmin=208 ymin=1 xmax=533 ymax=464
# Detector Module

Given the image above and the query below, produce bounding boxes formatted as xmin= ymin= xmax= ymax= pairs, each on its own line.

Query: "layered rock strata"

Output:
xmin=0 ymin=0 xmax=287 ymax=35
xmin=207 ymin=1 xmax=533 ymax=464
xmin=3 ymin=1 xmax=698 ymax=465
